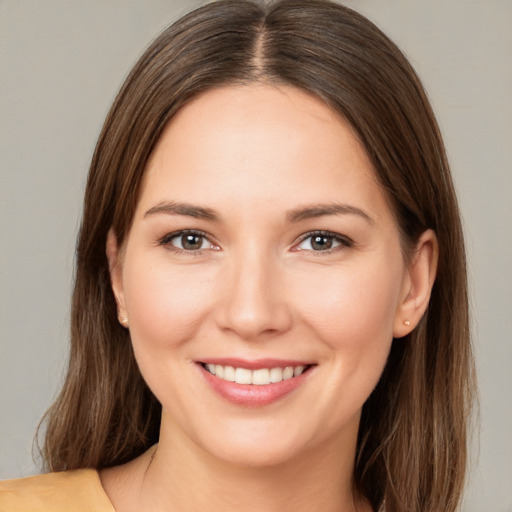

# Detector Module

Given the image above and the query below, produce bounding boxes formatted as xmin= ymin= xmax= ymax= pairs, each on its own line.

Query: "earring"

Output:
xmin=118 ymin=314 xmax=129 ymax=328
xmin=404 ymin=319 xmax=411 ymax=327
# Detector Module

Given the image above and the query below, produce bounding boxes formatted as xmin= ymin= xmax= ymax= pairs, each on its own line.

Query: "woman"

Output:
xmin=0 ymin=0 xmax=475 ymax=511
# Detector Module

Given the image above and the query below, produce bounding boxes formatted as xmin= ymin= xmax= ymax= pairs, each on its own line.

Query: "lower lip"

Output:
xmin=198 ymin=364 xmax=312 ymax=407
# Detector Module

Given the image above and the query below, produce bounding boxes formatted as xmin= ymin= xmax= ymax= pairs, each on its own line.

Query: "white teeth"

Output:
xmin=234 ymin=368 xmax=252 ymax=384
xmin=269 ymin=367 xmax=283 ymax=383
xmin=283 ymin=366 xmax=294 ymax=380
xmin=294 ymin=365 xmax=305 ymax=377
xmin=252 ymin=368 xmax=270 ymax=385
xmin=223 ymin=365 xmax=235 ymax=382
xmin=204 ymin=363 xmax=309 ymax=385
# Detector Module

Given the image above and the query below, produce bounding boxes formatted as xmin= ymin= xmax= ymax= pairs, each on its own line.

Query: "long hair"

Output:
xmin=38 ymin=1 xmax=475 ymax=511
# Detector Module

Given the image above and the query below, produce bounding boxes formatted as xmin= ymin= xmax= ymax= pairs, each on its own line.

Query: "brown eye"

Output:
xmin=310 ymin=235 xmax=334 ymax=250
xmin=294 ymin=231 xmax=352 ymax=252
xmin=179 ymin=233 xmax=205 ymax=250
xmin=162 ymin=231 xmax=212 ymax=251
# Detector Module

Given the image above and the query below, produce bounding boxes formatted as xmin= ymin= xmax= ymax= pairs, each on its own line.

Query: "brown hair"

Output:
xmin=38 ymin=1 xmax=475 ymax=510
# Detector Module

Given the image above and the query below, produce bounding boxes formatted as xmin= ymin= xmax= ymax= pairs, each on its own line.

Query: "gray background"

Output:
xmin=1 ymin=1 xmax=511 ymax=510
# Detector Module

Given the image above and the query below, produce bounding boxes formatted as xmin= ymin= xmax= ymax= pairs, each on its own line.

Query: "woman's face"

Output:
xmin=109 ymin=84 xmax=417 ymax=467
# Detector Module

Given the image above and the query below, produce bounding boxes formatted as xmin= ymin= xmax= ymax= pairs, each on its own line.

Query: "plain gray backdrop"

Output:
xmin=1 ymin=1 xmax=511 ymax=510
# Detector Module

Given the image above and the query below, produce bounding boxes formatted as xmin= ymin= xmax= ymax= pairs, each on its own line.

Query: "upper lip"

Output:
xmin=197 ymin=358 xmax=315 ymax=370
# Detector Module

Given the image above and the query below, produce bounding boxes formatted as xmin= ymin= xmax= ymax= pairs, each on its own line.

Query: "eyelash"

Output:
xmin=158 ymin=229 xmax=217 ymax=255
xmin=293 ymin=230 xmax=354 ymax=255
xmin=157 ymin=229 xmax=353 ymax=255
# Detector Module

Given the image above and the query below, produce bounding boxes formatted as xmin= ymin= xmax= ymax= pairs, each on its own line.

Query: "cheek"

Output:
xmin=122 ymin=256 xmax=216 ymax=350
xmin=293 ymin=260 xmax=403 ymax=426
xmin=310 ymin=287 xmax=394 ymax=407
xmin=295 ymin=258 xmax=402 ymax=353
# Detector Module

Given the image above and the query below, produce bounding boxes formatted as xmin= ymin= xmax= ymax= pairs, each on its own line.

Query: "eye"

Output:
xmin=159 ymin=230 xmax=217 ymax=252
xmin=294 ymin=231 xmax=352 ymax=252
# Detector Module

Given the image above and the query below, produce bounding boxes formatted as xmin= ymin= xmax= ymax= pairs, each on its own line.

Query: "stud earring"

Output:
xmin=404 ymin=319 xmax=411 ymax=327
xmin=118 ymin=314 xmax=129 ymax=327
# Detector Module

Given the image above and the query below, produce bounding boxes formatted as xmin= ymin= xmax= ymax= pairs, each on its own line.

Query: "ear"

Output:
xmin=393 ymin=229 xmax=438 ymax=338
xmin=106 ymin=229 xmax=128 ymax=327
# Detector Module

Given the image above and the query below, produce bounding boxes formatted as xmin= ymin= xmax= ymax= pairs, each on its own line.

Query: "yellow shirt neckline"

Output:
xmin=0 ymin=468 xmax=116 ymax=511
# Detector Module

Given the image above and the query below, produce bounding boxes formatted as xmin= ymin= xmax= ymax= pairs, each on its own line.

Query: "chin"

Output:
xmin=202 ymin=435 xmax=312 ymax=469
xmin=187 ymin=411 xmax=353 ymax=470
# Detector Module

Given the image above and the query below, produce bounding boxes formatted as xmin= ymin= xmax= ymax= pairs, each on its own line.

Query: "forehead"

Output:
xmin=147 ymin=83 xmax=368 ymax=170
xmin=137 ymin=84 xmax=389 ymax=223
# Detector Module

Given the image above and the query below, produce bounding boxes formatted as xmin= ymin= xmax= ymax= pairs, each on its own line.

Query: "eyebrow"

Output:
xmin=144 ymin=201 xmax=220 ymax=222
xmin=285 ymin=203 xmax=374 ymax=224
xmin=144 ymin=200 xmax=373 ymax=225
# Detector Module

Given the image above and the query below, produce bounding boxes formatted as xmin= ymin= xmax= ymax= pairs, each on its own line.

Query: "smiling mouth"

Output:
xmin=200 ymin=363 xmax=313 ymax=385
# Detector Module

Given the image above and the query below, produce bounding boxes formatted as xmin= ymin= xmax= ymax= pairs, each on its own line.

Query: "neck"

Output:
xmin=133 ymin=412 xmax=364 ymax=512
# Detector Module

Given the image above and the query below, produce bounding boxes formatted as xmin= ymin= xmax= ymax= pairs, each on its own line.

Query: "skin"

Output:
xmin=103 ymin=84 xmax=438 ymax=512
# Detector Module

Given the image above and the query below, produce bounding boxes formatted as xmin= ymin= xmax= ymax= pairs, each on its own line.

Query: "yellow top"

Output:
xmin=0 ymin=469 xmax=115 ymax=511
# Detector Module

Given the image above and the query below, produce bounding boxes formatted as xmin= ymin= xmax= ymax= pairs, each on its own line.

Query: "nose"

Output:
xmin=214 ymin=249 xmax=293 ymax=341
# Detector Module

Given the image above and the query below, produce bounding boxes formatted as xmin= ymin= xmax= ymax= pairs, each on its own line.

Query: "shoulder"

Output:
xmin=0 ymin=469 xmax=115 ymax=511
